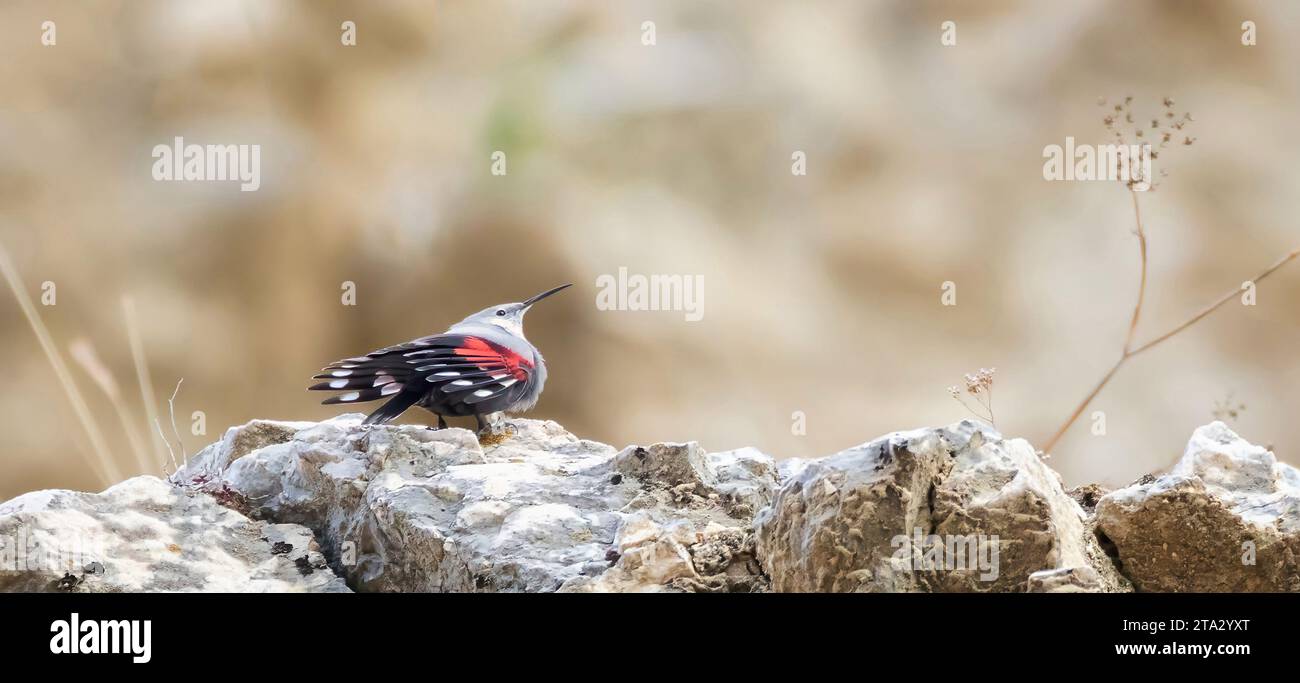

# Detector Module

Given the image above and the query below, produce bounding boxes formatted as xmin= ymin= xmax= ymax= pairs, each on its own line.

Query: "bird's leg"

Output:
xmin=438 ymin=414 xmax=448 ymax=430
xmin=474 ymin=412 xmax=513 ymax=446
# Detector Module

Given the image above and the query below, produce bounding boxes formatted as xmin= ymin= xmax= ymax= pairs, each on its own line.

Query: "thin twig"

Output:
xmin=1043 ymin=190 xmax=1299 ymax=453
xmin=1123 ymin=191 xmax=1148 ymax=353
xmin=1042 ymin=354 xmax=1127 ymax=454
xmin=0 ymin=240 xmax=120 ymax=484
xmin=952 ymin=394 xmax=994 ymax=425
xmin=166 ymin=378 xmax=187 ymax=469
xmin=1129 ymin=247 xmax=1299 ymax=355
xmin=155 ymin=378 xmax=187 ymax=477
xmin=156 ymin=419 xmax=179 ymax=477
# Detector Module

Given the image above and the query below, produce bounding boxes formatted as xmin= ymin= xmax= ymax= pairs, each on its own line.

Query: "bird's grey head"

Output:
xmin=453 ymin=284 xmax=572 ymax=338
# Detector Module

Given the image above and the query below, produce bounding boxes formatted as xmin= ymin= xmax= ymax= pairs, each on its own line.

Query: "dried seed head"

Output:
xmin=962 ymin=367 xmax=996 ymax=395
xmin=1097 ymin=96 xmax=1195 ymax=190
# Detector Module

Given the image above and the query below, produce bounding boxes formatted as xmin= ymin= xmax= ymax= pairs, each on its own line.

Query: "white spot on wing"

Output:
xmin=373 ymin=375 xmax=394 ymax=387
xmin=339 ymin=391 xmax=361 ymax=402
xmin=434 ymin=371 xmax=460 ymax=377
xmin=381 ymin=383 xmax=402 ymax=396
xmin=329 ymin=379 xmax=348 ymax=389
xmin=498 ymin=378 xmax=518 ymax=388
xmin=452 ymin=380 xmax=473 ymax=386
xmin=331 ymin=370 xmax=353 ymax=377
xmin=473 ymin=389 xmax=494 ymax=398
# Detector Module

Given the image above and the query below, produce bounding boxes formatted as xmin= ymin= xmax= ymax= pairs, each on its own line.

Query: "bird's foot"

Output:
xmin=475 ymin=414 xmax=513 ymax=447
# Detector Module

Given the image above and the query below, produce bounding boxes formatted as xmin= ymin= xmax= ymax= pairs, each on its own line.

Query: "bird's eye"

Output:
xmin=495 ymin=309 xmax=506 ymax=316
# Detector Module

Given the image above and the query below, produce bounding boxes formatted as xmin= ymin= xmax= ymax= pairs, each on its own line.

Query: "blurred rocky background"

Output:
xmin=1 ymin=0 xmax=1297 ymax=497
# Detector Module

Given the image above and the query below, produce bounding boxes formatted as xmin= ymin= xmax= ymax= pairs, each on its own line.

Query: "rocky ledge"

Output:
xmin=1 ymin=415 xmax=1294 ymax=592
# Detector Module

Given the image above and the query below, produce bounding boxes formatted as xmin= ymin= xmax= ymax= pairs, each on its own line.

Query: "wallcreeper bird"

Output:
xmin=309 ymin=284 xmax=571 ymax=430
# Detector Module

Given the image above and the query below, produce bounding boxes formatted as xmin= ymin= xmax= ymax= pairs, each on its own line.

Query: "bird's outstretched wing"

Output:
xmin=309 ymin=334 xmax=533 ymax=413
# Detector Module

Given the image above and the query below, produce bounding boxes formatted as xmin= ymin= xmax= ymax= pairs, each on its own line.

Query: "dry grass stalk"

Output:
xmin=0 ymin=240 xmax=121 ymax=484
xmin=69 ymin=338 xmax=153 ymax=474
xmin=123 ymin=296 xmax=170 ymax=472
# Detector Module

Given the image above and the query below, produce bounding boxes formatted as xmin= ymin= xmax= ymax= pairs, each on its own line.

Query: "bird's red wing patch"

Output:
xmin=454 ymin=336 xmax=532 ymax=381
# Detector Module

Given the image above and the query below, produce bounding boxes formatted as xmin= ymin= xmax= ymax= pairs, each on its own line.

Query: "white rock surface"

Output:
xmin=0 ymin=476 xmax=348 ymax=592
xmin=754 ymin=420 xmax=1129 ymax=592
xmin=1095 ymin=422 xmax=1300 ymax=591
xmin=171 ymin=415 xmax=776 ymax=592
xmin=10 ymin=415 xmax=1289 ymax=593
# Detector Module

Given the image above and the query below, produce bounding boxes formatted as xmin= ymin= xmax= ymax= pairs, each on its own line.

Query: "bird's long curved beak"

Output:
xmin=522 ymin=283 xmax=572 ymax=307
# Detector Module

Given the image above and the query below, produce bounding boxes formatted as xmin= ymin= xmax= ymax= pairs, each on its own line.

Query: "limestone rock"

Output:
xmin=171 ymin=415 xmax=775 ymax=592
xmin=1095 ymin=422 xmax=1300 ymax=592
xmin=0 ymin=476 xmax=348 ymax=592
xmin=10 ymin=414 xmax=1295 ymax=593
xmin=754 ymin=421 xmax=1130 ymax=592
xmin=1027 ymin=566 xmax=1104 ymax=593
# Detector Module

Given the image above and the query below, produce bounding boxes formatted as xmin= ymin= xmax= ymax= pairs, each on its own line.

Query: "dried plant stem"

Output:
xmin=1129 ymin=247 xmax=1298 ymax=355
xmin=1123 ymin=191 xmax=1148 ymax=353
xmin=69 ymin=338 xmax=153 ymax=475
xmin=155 ymin=420 xmax=178 ymax=476
xmin=155 ymin=379 xmax=186 ymax=476
xmin=0 ymin=240 xmax=121 ymax=484
xmin=1043 ymin=192 xmax=1299 ymax=453
xmin=953 ymin=393 xmax=995 ymax=426
xmin=124 ymin=296 xmax=168 ymax=471
xmin=167 ymin=378 xmax=187 ymax=469
xmin=109 ymin=394 xmax=153 ymax=475
xmin=1042 ymin=354 xmax=1126 ymax=455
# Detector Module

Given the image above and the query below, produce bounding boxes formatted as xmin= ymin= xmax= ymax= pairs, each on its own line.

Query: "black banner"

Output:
xmin=0 ymin=592 xmax=1288 ymax=668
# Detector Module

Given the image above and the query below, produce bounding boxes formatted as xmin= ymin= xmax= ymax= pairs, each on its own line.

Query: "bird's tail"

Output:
xmin=362 ymin=390 xmax=422 ymax=426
